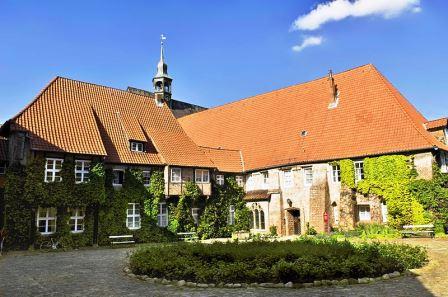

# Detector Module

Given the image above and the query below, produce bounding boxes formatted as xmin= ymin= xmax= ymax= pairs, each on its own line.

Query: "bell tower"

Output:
xmin=153 ymin=34 xmax=173 ymax=106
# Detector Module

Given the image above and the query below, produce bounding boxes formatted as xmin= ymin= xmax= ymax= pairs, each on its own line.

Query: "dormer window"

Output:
xmin=130 ymin=141 xmax=145 ymax=152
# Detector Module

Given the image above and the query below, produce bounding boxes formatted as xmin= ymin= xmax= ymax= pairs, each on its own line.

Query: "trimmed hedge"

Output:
xmin=129 ymin=238 xmax=427 ymax=283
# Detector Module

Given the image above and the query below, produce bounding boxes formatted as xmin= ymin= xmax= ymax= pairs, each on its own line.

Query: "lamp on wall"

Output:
xmin=286 ymin=199 xmax=292 ymax=207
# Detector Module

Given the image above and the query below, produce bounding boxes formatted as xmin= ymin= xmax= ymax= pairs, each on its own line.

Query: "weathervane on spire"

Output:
xmin=161 ymin=34 xmax=166 ymax=45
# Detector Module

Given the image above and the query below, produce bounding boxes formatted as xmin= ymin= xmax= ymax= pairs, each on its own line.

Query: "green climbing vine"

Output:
xmin=143 ymin=170 xmax=165 ymax=222
xmin=339 ymin=159 xmax=355 ymax=189
xmin=337 ymin=155 xmax=445 ymax=229
xmin=4 ymin=155 xmax=106 ymax=249
xmin=197 ymin=176 xmax=251 ymax=239
xmin=409 ymin=164 xmax=448 ymax=233
xmin=98 ymin=169 xmax=175 ymax=245
xmin=168 ymin=181 xmax=201 ymax=233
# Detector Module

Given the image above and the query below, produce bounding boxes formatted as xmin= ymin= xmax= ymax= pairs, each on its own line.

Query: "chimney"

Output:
xmin=327 ymin=69 xmax=339 ymax=109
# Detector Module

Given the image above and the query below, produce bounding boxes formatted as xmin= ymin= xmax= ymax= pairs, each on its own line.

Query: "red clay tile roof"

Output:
xmin=179 ymin=64 xmax=448 ymax=172
xmin=200 ymin=146 xmax=244 ymax=173
xmin=7 ymin=77 xmax=213 ymax=167
xmin=425 ymin=118 xmax=448 ymax=130
xmin=0 ymin=137 xmax=6 ymax=161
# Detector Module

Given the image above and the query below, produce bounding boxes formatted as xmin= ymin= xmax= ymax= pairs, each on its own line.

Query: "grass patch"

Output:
xmin=129 ymin=237 xmax=427 ymax=283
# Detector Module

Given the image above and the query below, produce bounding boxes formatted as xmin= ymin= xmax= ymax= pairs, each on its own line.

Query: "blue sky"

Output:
xmin=0 ymin=0 xmax=447 ymax=123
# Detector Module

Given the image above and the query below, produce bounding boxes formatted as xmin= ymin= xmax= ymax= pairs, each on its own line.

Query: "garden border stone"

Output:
xmin=123 ymin=266 xmax=406 ymax=289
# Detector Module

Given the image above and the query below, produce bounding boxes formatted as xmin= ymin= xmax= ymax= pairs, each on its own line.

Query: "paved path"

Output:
xmin=0 ymin=238 xmax=446 ymax=297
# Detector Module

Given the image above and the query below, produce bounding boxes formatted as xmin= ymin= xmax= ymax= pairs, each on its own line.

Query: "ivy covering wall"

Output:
xmin=98 ymin=168 xmax=176 ymax=245
xmin=338 ymin=154 xmax=448 ymax=229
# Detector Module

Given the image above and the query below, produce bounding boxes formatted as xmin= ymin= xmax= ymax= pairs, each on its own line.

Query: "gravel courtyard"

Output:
xmin=0 ymin=238 xmax=446 ymax=297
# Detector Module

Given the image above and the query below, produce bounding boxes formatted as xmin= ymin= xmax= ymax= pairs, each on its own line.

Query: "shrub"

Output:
xmin=129 ymin=238 xmax=427 ymax=283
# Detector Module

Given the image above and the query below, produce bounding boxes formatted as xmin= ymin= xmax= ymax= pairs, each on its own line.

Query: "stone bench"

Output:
xmin=109 ymin=235 xmax=135 ymax=245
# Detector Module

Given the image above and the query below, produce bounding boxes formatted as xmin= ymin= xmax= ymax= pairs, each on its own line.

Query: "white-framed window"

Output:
xmin=216 ymin=174 xmax=225 ymax=186
xmin=332 ymin=164 xmax=341 ymax=183
xmin=441 ymin=151 xmax=448 ymax=173
xmin=37 ymin=207 xmax=57 ymax=235
xmin=75 ymin=160 xmax=90 ymax=184
xmin=130 ymin=141 xmax=144 ymax=152
xmin=228 ymin=205 xmax=235 ymax=225
xmin=303 ymin=166 xmax=313 ymax=186
xmin=69 ymin=208 xmax=85 ymax=233
xmin=191 ymin=208 xmax=200 ymax=226
xmin=157 ymin=202 xmax=169 ymax=227
xmin=354 ymin=161 xmax=365 ymax=182
xmin=0 ymin=162 xmax=6 ymax=175
xmin=171 ymin=167 xmax=181 ymax=183
xmin=126 ymin=203 xmax=141 ymax=230
xmin=381 ymin=201 xmax=388 ymax=223
xmin=236 ymin=175 xmax=244 ymax=187
xmin=45 ymin=158 xmax=63 ymax=183
xmin=195 ymin=169 xmax=210 ymax=183
xmin=262 ymin=171 xmax=269 ymax=186
xmin=142 ymin=171 xmax=151 ymax=187
xmin=113 ymin=169 xmax=125 ymax=186
xmin=358 ymin=205 xmax=371 ymax=222
xmin=283 ymin=170 xmax=293 ymax=188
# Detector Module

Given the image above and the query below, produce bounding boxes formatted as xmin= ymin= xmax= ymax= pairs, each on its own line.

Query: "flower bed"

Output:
xmin=129 ymin=238 xmax=427 ymax=284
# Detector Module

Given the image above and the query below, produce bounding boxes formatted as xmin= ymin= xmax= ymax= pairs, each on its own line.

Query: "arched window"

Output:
xmin=254 ymin=209 xmax=259 ymax=229
xmin=260 ymin=210 xmax=265 ymax=230
xmin=155 ymin=81 xmax=162 ymax=91
xmin=164 ymin=85 xmax=170 ymax=92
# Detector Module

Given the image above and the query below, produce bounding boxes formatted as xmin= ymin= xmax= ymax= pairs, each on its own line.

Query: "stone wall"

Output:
xmin=414 ymin=152 xmax=434 ymax=180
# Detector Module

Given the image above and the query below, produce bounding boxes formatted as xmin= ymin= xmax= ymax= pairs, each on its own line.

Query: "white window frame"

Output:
xmin=303 ymin=166 xmax=313 ymax=186
xmin=441 ymin=151 xmax=448 ymax=173
xmin=381 ymin=201 xmax=388 ymax=223
xmin=69 ymin=208 xmax=85 ymax=233
xmin=171 ymin=167 xmax=182 ymax=183
xmin=130 ymin=141 xmax=144 ymax=152
xmin=126 ymin=203 xmax=141 ymax=230
xmin=354 ymin=161 xmax=365 ymax=182
xmin=36 ymin=207 xmax=57 ymax=235
xmin=191 ymin=208 xmax=200 ymax=226
xmin=358 ymin=205 xmax=371 ymax=222
xmin=75 ymin=160 xmax=91 ymax=184
xmin=157 ymin=202 xmax=169 ymax=227
xmin=216 ymin=174 xmax=225 ymax=186
xmin=262 ymin=171 xmax=269 ymax=186
xmin=0 ymin=162 xmax=5 ymax=175
xmin=228 ymin=205 xmax=235 ymax=225
xmin=45 ymin=158 xmax=64 ymax=183
xmin=332 ymin=164 xmax=341 ymax=183
xmin=112 ymin=169 xmax=125 ymax=186
xmin=142 ymin=171 xmax=151 ymax=187
xmin=195 ymin=169 xmax=210 ymax=183
xmin=236 ymin=175 xmax=244 ymax=187
xmin=283 ymin=170 xmax=293 ymax=188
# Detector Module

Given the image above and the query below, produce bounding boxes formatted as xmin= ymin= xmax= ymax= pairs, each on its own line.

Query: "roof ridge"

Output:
xmin=371 ymin=65 xmax=439 ymax=149
xmin=57 ymin=76 xmax=163 ymax=103
xmin=180 ymin=63 xmax=374 ymax=120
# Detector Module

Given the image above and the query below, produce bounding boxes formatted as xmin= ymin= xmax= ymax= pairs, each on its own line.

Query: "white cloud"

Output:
xmin=292 ymin=0 xmax=421 ymax=31
xmin=292 ymin=36 xmax=324 ymax=52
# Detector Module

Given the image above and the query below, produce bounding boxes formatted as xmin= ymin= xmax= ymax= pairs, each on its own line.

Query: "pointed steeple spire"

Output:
xmin=156 ymin=34 xmax=170 ymax=78
xmin=153 ymin=34 xmax=173 ymax=106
